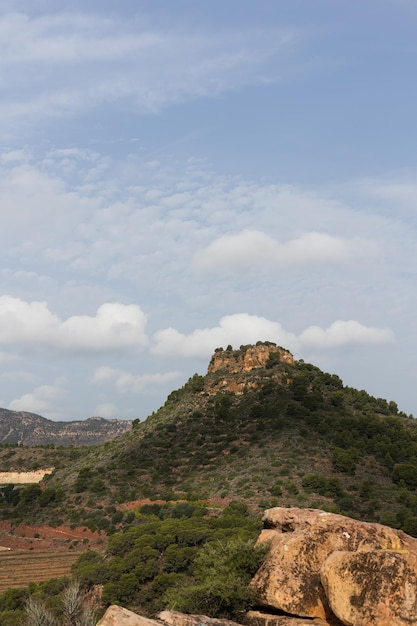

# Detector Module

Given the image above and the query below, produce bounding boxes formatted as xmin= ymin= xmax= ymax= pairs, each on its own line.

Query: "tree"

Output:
xmin=164 ymin=536 xmax=268 ymax=619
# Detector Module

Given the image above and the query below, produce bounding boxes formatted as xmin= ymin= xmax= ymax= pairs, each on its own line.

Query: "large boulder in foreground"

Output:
xmin=158 ymin=610 xmax=241 ymax=626
xmin=97 ymin=605 xmax=163 ymax=625
xmin=250 ymin=507 xmax=417 ymax=623
xmin=321 ymin=549 xmax=417 ymax=626
xmin=244 ymin=610 xmax=341 ymax=626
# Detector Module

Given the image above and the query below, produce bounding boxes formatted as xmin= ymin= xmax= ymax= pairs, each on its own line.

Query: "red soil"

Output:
xmin=0 ymin=521 xmax=107 ymax=552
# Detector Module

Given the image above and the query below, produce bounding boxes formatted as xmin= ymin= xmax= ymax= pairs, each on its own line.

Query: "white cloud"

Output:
xmin=152 ymin=314 xmax=394 ymax=358
xmin=60 ymin=303 xmax=148 ymax=350
xmin=193 ymin=230 xmax=373 ymax=275
xmin=0 ymin=10 xmax=293 ymax=134
xmin=152 ymin=314 xmax=297 ymax=358
xmin=299 ymin=320 xmax=394 ymax=348
xmin=0 ymin=161 xmax=100 ymax=250
xmin=92 ymin=366 xmax=181 ymax=393
xmin=8 ymin=382 xmax=65 ymax=418
xmin=0 ymin=296 xmax=148 ymax=351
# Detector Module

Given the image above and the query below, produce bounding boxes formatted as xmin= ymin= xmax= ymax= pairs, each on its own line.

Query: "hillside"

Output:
xmin=0 ymin=409 xmax=131 ymax=446
xmin=2 ymin=342 xmax=417 ymax=536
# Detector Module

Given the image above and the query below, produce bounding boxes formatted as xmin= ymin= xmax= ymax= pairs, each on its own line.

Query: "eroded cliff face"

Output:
xmin=208 ymin=345 xmax=295 ymax=374
xmin=205 ymin=344 xmax=295 ymax=395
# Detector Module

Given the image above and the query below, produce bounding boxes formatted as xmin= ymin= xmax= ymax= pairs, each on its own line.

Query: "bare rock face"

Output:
xmin=97 ymin=605 xmax=163 ymax=625
xmin=208 ymin=345 xmax=294 ymax=375
xmin=244 ymin=610 xmax=340 ymax=626
xmin=205 ymin=344 xmax=295 ymax=395
xmin=321 ymin=550 xmax=417 ymax=626
xmin=250 ymin=507 xmax=417 ymax=622
xmin=158 ymin=609 xmax=241 ymax=626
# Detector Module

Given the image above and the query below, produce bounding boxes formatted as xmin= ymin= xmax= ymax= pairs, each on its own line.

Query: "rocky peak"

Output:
xmin=204 ymin=343 xmax=295 ymax=395
xmin=208 ymin=343 xmax=295 ymax=375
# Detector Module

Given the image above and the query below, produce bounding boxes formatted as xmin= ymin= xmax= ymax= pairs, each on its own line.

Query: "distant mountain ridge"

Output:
xmin=0 ymin=409 xmax=132 ymax=446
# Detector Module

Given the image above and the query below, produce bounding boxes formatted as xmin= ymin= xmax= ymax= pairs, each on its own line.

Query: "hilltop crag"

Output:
xmin=204 ymin=343 xmax=295 ymax=395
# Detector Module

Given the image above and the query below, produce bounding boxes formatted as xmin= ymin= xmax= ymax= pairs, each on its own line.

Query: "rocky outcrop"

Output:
xmin=208 ymin=345 xmax=295 ymax=375
xmin=243 ymin=611 xmax=338 ymax=626
xmin=97 ymin=605 xmax=163 ymax=625
xmin=250 ymin=507 xmax=417 ymax=626
xmin=321 ymin=549 xmax=417 ymax=626
xmin=159 ymin=610 xmax=242 ymax=626
xmin=205 ymin=344 xmax=295 ymax=395
xmin=99 ymin=608 xmax=336 ymax=626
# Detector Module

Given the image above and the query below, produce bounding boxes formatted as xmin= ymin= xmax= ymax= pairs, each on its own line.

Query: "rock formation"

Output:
xmin=321 ymin=549 xmax=417 ymax=626
xmin=97 ymin=507 xmax=417 ymax=626
xmin=205 ymin=343 xmax=294 ymax=395
xmin=207 ymin=344 xmax=295 ymax=375
xmin=250 ymin=507 xmax=417 ymax=625
xmin=97 ymin=605 xmax=162 ymax=625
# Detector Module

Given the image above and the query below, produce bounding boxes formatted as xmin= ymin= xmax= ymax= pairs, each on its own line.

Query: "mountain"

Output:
xmin=0 ymin=409 xmax=131 ymax=446
xmin=3 ymin=342 xmax=417 ymax=537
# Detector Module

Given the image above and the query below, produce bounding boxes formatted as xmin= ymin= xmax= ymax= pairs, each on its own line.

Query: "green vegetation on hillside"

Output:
xmin=1 ymin=344 xmax=417 ymax=618
xmin=1 ymin=346 xmax=417 ymax=536
xmin=0 ymin=502 xmax=263 ymax=622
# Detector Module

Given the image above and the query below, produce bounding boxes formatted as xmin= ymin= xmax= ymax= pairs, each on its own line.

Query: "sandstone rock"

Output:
xmin=207 ymin=345 xmax=294 ymax=376
xmin=158 ymin=609 xmax=241 ymax=626
xmin=205 ymin=345 xmax=294 ymax=395
xmin=244 ymin=609 xmax=342 ymax=626
xmin=321 ymin=549 xmax=417 ymax=626
xmin=97 ymin=605 xmax=163 ymax=626
xmin=250 ymin=507 xmax=417 ymax=620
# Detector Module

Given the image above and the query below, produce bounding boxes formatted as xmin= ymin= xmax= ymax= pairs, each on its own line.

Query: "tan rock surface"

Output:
xmin=97 ymin=605 xmax=163 ymax=626
xmin=244 ymin=609 xmax=343 ymax=626
xmin=321 ymin=549 xmax=417 ymax=626
xmin=158 ymin=609 xmax=241 ymax=626
xmin=207 ymin=345 xmax=294 ymax=376
xmin=251 ymin=507 xmax=417 ymax=620
xmin=205 ymin=345 xmax=294 ymax=395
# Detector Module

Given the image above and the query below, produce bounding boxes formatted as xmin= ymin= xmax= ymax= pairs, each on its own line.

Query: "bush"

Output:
xmin=332 ymin=447 xmax=357 ymax=474
xmin=164 ymin=537 xmax=268 ymax=619
xmin=392 ymin=464 xmax=417 ymax=489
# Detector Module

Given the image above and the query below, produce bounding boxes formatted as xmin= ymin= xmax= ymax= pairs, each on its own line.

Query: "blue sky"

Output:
xmin=1 ymin=0 xmax=417 ymax=420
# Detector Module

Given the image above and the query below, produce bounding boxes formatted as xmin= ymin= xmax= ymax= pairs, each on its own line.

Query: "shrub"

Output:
xmin=164 ymin=536 xmax=268 ymax=619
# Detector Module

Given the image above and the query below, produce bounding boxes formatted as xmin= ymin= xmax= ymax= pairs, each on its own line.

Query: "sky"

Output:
xmin=0 ymin=0 xmax=417 ymax=421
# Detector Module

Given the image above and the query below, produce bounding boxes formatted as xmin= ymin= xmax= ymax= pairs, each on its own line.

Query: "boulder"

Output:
xmin=244 ymin=609 xmax=341 ymax=626
xmin=158 ymin=610 xmax=241 ymax=626
xmin=321 ymin=549 xmax=417 ymax=626
xmin=97 ymin=605 xmax=163 ymax=626
xmin=250 ymin=507 xmax=417 ymax=620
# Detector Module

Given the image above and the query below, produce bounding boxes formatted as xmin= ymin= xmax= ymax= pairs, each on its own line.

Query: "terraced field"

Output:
xmin=0 ymin=550 xmax=82 ymax=592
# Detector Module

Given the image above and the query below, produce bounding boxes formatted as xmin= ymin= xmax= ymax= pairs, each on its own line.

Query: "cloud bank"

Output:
xmin=0 ymin=296 xmax=148 ymax=351
xmin=8 ymin=382 xmax=66 ymax=418
xmin=152 ymin=314 xmax=394 ymax=358
xmin=193 ymin=230 xmax=375 ymax=275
